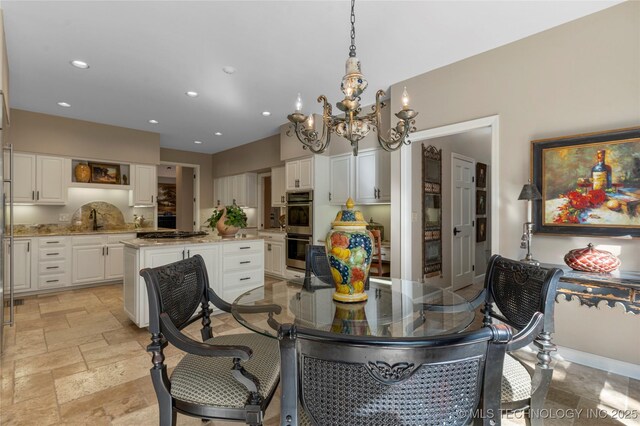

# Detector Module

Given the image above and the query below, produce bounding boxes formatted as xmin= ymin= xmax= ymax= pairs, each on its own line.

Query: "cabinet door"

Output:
xmin=133 ymin=164 xmax=157 ymax=206
xmin=185 ymin=244 xmax=220 ymax=294
xmin=12 ymin=153 xmax=36 ymax=203
xmin=224 ymin=175 xmax=235 ymax=206
xmin=36 ymin=155 xmax=67 ymax=204
xmin=5 ymin=239 xmax=32 ymax=292
xmin=298 ymin=157 xmax=313 ymax=189
xmin=270 ymin=242 xmax=285 ymax=277
xmin=104 ymin=244 xmax=125 ymax=280
xmin=355 ymin=150 xmax=377 ymax=204
xmin=285 ymin=161 xmax=299 ymax=191
xmin=271 ymin=167 xmax=286 ymax=206
xmin=376 ymin=149 xmax=391 ymax=202
xmin=72 ymin=245 xmax=106 ymax=284
xmin=330 ymin=155 xmax=352 ymax=205
xmin=144 ymin=247 xmax=185 ymax=269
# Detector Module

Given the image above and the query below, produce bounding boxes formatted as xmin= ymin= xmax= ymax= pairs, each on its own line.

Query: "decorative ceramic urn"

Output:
xmin=74 ymin=163 xmax=91 ymax=183
xmin=326 ymin=198 xmax=373 ymax=302
xmin=330 ymin=302 xmax=371 ymax=336
xmin=564 ymin=243 xmax=621 ymax=273
xmin=216 ymin=209 xmax=239 ymax=239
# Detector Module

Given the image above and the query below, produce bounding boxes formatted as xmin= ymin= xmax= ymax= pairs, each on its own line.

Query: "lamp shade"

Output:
xmin=518 ymin=182 xmax=542 ymax=200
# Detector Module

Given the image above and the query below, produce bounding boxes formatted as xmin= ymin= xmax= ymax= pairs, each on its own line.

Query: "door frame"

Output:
xmin=257 ymin=171 xmax=271 ymax=230
xmin=159 ymin=161 xmax=200 ymax=231
xmin=396 ymin=115 xmax=500 ymax=280
xmin=450 ymin=152 xmax=476 ymax=290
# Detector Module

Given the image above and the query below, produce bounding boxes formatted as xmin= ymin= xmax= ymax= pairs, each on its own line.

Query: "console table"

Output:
xmin=546 ymin=264 xmax=640 ymax=315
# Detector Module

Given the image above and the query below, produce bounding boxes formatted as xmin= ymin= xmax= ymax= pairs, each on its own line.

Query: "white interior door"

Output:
xmin=451 ymin=154 xmax=475 ymax=290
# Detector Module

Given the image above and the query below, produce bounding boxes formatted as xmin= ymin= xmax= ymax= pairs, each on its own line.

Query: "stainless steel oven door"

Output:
xmin=286 ymin=203 xmax=313 ymax=235
xmin=285 ymin=234 xmax=312 ymax=270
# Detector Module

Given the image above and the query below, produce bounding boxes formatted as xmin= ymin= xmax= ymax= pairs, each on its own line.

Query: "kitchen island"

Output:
xmin=122 ymin=235 xmax=264 ymax=327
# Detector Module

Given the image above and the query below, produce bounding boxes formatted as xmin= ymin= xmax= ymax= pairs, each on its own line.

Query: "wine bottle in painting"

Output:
xmin=591 ymin=149 xmax=612 ymax=190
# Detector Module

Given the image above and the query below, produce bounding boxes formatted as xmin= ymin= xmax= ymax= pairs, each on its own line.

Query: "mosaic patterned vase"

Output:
xmin=326 ymin=198 xmax=373 ymax=303
xmin=330 ymin=301 xmax=371 ymax=335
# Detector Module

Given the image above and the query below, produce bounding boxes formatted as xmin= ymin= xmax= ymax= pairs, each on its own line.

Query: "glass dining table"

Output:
xmin=231 ymin=276 xmax=477 ymax=340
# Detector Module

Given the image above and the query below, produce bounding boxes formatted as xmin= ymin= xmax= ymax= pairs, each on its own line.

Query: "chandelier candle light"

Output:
xmin=287 ymin=0 xmax=418 ymax=156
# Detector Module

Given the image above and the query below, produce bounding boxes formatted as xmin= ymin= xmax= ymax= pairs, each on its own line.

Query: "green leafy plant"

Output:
xmin=205 ymin=205 xmax=248 ymax=229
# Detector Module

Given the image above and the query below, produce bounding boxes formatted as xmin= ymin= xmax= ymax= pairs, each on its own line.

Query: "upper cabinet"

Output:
xmin=11 ymin=153 xmax=66 ymax=205
xmin=213 ymin=173 xmax=257 ymax=208
xmin=129 ymin=164 xmax=157 ymax=206
xmin=271 ymin=166 xmax=286 ymax=207
xmin=286 ymin=157 xmax=314 ymax=191
xmin=329 ymin=154 xmax=353 ymax=205
xmin=355 ymin=149 xmax=391 ymax=204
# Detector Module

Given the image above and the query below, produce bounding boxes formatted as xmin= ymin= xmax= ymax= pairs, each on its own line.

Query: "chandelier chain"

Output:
xmin=349 ymin=0 xmax=356 ymax=57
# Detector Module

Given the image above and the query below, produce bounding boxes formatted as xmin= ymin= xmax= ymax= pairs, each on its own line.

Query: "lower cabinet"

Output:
xmin=71 ymin=234 xmax=136 ymax=285
xmin=124 ymin=240 xmax=263 ymax=328
xmin=3 ymin=239 xmax=33 ymax=293
xmin=259 ymin=232 xmax=285 ymax=278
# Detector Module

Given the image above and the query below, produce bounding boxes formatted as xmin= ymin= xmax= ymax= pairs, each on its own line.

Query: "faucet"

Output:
xmin=89 ymin=208 xmax=103 ymax=231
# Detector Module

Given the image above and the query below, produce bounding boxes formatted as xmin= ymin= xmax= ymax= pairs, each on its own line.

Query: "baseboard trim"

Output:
xmin=473 ymin=274 xmax=485 ymax=284
xmin=555 ymin=345 xmax=640 ymax=379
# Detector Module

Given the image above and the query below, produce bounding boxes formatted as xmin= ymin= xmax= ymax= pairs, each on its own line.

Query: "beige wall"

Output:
xmin=390 ymin=2 xmax=639 ymax=364
xmin=211 ymin=133 xmax=282 ymax=178
xmin=6 ymin=109 xmax=160 ymax=164
xmin=160 ymin=147 xmax=213 ymax=227
xmin=176 ymin=166 xmax=194 ymax=231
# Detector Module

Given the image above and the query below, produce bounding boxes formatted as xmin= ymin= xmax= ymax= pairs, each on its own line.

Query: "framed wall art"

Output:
xmin=476 ymin=190 xmax=487 ymax=215
xmin=476 ymin=217 xmax=487 ymax=242
xmin=89 ymin=162 xmax=121 ymax=184
xmin=531 ymin=127 xmax=640 ymax=237
xmin=476 ymin=162 xmax=487 ymax=188
xmin=422 ymin=144 xmax=443 ymax=278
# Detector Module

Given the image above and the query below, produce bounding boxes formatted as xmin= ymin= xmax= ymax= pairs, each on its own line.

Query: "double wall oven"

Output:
xmin=285 ymin=191 xmax=313 ymax=270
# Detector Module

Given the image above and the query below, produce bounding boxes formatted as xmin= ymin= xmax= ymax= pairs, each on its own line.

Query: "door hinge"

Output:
xmin=194 ymin=174 xmax=196 ymax=179
xmin=472 ymin=220 xmax=475 ymax=226
xmin=472 ymin=176 xmax=475 ymax=182
xmin=329 ymin=192 xmax=332 ymax=201
xmin=194 ymin=198 xmax=196 ymax=202
xmin=472 ymin=265 xmax=475 ymax=271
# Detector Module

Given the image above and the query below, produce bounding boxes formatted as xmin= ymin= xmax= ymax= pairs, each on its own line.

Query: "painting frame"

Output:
xmin=476 ymin=217 xmax=487 ymax=242
xmin=531 ymin=127 xmax=640 ymax=237
xmin=476 ymin=190 xmax=487 ymax=216
xmin=476 ymin=162 xmax=487 ymax=188
xmin=89 ymin=162 xmax=121 ymax=184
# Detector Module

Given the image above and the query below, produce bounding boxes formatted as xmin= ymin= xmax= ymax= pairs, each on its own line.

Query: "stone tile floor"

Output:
xmin=1 ymin=279 xmax=638 ymax=425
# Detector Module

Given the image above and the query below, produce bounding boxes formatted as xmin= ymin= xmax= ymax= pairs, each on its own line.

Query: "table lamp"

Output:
xmin=518 ymin=180 xmax=542 ymax=265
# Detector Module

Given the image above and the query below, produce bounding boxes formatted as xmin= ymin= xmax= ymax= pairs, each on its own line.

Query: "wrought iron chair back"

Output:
xmin=278 ymin=324 xmax=512 ymax=426
xmin=304 ymin=245 xmax=334 ymax=286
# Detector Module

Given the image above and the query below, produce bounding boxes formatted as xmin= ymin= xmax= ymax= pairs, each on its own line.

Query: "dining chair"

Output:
xmin=278 ymin=322 xmax=514 ymax=425
xmin=369 ymin=229 xmax=384 ymax=277
xmin=304 ymin=244 xmax=334 ymax=286
xmin=140 ymin=255 xmax=281 ymax=426
xmin=482 ymin=255 xmax=563 ymax=425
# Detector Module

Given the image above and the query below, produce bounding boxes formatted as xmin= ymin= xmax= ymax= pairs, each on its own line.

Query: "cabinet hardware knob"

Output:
xmin=102 ymin=247 xmax=105 ymax=256
xmin=46 ymin=252 xmax=59 ymax=256
xmin=106 ymin=247 xmax=109 ymax=255
xmin=46 ymin=266 xmax=59 ymax=269
xmin=240 ymin=260 xmax=251 ymax=264
xmin=32 ymin=191 xmax=35 ymax=200
xmin=46 ymin=241 xmax=58 ymax=244
xmin=240 ymin=277 xmax=250 ymax=281
xmin=46 ymin=279 xmax=59 ymax=283
xmin=187 ymin=250 xmax=190 ymax=257
xmin=240 ymin=246 xmax=250 ymax=250
xmin=37 ymin=191 xmax=40 ymax=200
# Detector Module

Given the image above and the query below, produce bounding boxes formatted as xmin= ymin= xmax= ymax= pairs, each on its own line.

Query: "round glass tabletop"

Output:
xmin=231 ymin=277 xmax=475 ymax=340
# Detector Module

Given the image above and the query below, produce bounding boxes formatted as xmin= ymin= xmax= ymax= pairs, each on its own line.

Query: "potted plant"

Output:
xmin=206 ymin=205 xmax=247 ymax=238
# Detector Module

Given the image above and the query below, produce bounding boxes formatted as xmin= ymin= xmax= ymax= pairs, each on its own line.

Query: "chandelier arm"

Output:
xmin=371 ymin=89 xmax=415 ymax=152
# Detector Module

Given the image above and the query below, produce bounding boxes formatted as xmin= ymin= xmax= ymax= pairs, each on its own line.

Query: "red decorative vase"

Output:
xmin=564 ymin=243 xmax=620 ymax=273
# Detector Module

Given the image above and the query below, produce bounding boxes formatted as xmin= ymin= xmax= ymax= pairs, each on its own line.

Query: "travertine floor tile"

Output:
xmin=14 ymin=346 xmax=84 ymax=378
xmin=0 ymin=392 xmax=60 ymax=425
xmin=81 ymin=340 xmax=145 ymax=369
xmin=13 ymin=371 xmax=55 ymax=404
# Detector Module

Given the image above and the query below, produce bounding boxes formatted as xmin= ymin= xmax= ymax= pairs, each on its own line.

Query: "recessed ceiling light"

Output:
xmin=148 ymin=119 xmax=159 ymax=124
xmin=57 ymin=102 xmax=71 ymax=107
xmin=261 ymin=111 xmax=271 ymax=117
xmin=186 ymin=91 xmax=199 ymax=98
xmin=214 ymin=132 xmax=222 ymax=136
xmin=70 ymin=60 xmax=89 ymax=69
xmin=222 ymin=66 xmax=236 ymax=75
xmin=194 ymin=140 xmax=203 ymax=144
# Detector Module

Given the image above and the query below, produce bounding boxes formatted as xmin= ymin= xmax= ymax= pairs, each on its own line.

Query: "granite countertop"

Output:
xmin=121 ymin=234 xmax=263 ymax=249
xmin=9 ymin=227 xmax=173 ymax=238
xmin=257 ymin=229 xmax=286 ymax=234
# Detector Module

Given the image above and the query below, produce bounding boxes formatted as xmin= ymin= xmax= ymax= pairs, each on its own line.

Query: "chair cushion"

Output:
xmin=170 ymin=333 xmax=280 ymax=408
xmin=501 ymin=354 xmax=532 ymax=403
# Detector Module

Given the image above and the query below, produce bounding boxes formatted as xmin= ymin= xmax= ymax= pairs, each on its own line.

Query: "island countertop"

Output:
xmin=121 ymin=234 xmax=263 ymax=249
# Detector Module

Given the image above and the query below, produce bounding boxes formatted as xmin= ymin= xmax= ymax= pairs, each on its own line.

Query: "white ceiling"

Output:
xmin=2 ymin=1 xmax=621 ymax=154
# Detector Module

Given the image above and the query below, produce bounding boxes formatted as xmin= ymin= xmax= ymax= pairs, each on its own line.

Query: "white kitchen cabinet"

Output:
xmin=214 ymin=177 xmax=228 ymax=207
xmin=10 ymin=153 xmax=66 ymax=205
xmin=221 ymin=240 xmax=264 ymax=304
xmin=130 ymin=164 xmax=157 ymax=206
xmin=37 ymin=236 xmax=71 ymax=289
xmin=72 ymin=234 xmax=136 ymax=285
xmin=4 ymin=239 xmax=33 ymax=293
xmin=286 ymin=157 xmax=314 ymax=191
xmin=329 ymin=154 xmax=353 ymax=205
xmin=271 ymin=166 xmax=286 ymax=206
xmin=259 ymin=231 xmax=286 ymax=278
xmin=214 ymin=173 xmax=257 ymax=208
xmin=355 ymin=148 xmax=391 ymax=204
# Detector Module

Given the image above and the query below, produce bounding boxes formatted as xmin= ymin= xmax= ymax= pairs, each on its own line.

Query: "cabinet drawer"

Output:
xmin=223 ymin=241 xmax=262 ymax=255
xmin=108 ymin=234 xmax=135 ymax=244
xmin=222 ymin=268 xmax=264 ymax=291
xmin=223 ymin=253 xmax=263 ymax=272
xmin=39 ymin=247 xmax=66 ymax=261
xmin=72 ymin=235 xmax=104 ymax=246
xmin=38 ymin=260 xmax=67 ymax=275
xmin=39 ymin=237 xmax=67 ymax=247
xmin=38 ymin=273 xmax=69 ymax=289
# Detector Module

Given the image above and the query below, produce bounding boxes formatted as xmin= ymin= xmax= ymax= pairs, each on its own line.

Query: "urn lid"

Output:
xmin=332 ymin=198 xmax=369 ymax=227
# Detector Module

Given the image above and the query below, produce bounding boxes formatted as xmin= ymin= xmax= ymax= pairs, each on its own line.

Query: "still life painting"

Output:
xmin=532 ymin=127 xmax=640 ymax=236
xmin=89 ymin=163 xmax=120 ymax=184
xmin=157 ymin=183 xmax=176 ymax=215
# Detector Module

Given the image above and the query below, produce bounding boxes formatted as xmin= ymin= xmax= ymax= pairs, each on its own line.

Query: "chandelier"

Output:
xmin=287 ymin=0 xmax=418 ymax=156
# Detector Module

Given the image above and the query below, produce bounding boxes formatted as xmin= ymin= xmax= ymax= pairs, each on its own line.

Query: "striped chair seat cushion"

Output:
xmin=170 ymin=333 xmax=280 ymax=408
xmin=501 ymin=353 xmax=533 ymax=403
